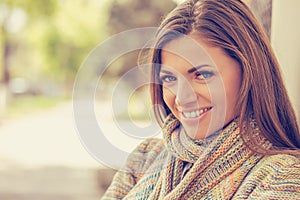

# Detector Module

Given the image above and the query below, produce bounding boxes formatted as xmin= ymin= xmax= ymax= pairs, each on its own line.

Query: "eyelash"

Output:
xmin=195 ymin=71 xmax=214 ymax=80
xmin=159 ymin=75 xmax=176 ymax=83
xmin=159 ymin=71 xmax=214 ymax=83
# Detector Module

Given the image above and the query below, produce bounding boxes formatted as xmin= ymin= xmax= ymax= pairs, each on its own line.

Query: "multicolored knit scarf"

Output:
xmin=144 ymin=114 xmax=265 ymax=199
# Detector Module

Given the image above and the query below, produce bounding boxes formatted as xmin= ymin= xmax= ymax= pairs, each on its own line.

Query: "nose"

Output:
xmin=175 ymin=78 xmax=197 ymax=107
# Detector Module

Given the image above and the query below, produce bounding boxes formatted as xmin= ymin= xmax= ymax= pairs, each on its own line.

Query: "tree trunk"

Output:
xmin=248 ymin=0 xmax=273 ymax=39
xmin=0 ymin=32 xmax=12 ymax=113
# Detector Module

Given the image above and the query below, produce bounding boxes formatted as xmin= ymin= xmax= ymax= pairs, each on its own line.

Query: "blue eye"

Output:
xmin=159 ymin=75 xmax=177 ymax=83
xmin=195 ymin=71 xmax=214 ymax=80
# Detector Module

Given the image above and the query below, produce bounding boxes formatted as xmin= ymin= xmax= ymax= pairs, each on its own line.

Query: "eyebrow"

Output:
xmin=160 ymin=64 xmax=211 ymax=74
xmin=187 ymin=64 xmax=211 ymax=73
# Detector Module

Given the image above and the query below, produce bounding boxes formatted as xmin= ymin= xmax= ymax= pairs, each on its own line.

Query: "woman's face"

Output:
xmin=160 ymin=35 xmax=242 ymax=139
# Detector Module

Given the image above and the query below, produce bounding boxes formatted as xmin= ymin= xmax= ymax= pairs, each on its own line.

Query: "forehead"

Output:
xmin=161 ymin=35 xmax=237 ymax=72
xmin=161 ymin=35 xmax=223 ymax=67
xmin=161 ymin=36 xmax=213 ymax=68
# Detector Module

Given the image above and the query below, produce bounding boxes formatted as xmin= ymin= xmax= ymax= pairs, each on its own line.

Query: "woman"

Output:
xmin=102 ymin=0 xmax=300 ymax=199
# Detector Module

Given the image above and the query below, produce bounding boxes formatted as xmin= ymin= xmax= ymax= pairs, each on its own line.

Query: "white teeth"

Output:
xmin=182 ymin=107 xmax=211 ymax=118
xmin=191 ymin=111 xmax=196 ymax=118
xmin=184 ymin=112 xmax=191 ymax=118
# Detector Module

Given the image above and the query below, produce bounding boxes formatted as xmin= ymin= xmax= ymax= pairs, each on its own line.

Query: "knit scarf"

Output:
xmin=125 ymin=114 xmax=268 ymax=199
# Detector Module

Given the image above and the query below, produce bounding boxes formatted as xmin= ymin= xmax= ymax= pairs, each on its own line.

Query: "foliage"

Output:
xmin=0 ymin=0 xmax=110 ymax=95
xmin=2 ymin=95 xmax=68 ymax=119
xmin=105 ymin=0 xmax=177 ymax=77
xmin=108 ymin=0 xmax=176 ymax=34
xmin=100 ymin=0 xmax=177 ymax=121
xmin=0 ymin=0 xmax=177 ymax=98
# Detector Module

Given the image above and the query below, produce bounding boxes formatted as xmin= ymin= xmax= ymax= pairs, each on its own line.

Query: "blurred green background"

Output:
xmin=0 ymin=0 xmax=177 ymax=119
xmin=0 ymin=0 xmax=178 ymax=199
xmin=1 ymin=0 xmax=299 ymax=200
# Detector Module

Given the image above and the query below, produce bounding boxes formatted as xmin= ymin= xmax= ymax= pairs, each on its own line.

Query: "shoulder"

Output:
xmin=100 ymin=138 xmax=165 ymax=199
xmin=125 ymin=138 xmax=166 ymax=177
xmin=127 ymin=138 xmax=165 ymax=162
xmin=131 ymin=137 xmax=165 ymax=154
xmin=234 ymin=154 xmax=300 ymax=199
xmin=255 ymin=153 xmax=300 ymax=177
xmin=259 ymin=153 xmax=300 ymax=165
xmin=251 ymin=153 xmax=300 ymax=182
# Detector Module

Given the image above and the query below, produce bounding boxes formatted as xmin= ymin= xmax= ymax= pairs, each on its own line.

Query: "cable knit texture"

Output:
xmin=101 ymin=114 xmax=300 ymax=199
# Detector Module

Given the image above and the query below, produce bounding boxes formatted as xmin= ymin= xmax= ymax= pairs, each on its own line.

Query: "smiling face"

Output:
xmin=160 ymin=35 xmax=242 ymax=139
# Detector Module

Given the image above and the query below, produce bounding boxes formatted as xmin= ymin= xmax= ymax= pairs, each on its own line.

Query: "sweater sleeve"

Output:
xmin=101 ymin=138 xmax=164 ymax=200
xmin=233 ymin=154 xmax=300 ymax=199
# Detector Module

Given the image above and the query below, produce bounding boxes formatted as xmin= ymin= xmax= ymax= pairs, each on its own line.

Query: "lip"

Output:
xmin=177 ymin=106 xmax=213 ymax=113
xmin=179 ymin=106 xmax=213 ymax=122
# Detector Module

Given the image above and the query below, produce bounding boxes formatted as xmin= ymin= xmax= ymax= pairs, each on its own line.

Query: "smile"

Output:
xmin=181 ymin=107 xmax=212 ymax=119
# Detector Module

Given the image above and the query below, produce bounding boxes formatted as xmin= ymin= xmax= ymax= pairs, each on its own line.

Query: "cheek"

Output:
xmin=162 ymin=87 xmax=176 ymax=109
xmin=225 ymin=89 xmax=238 ymax=107
xmin=207 ymin=79 xmax=240 ymax=109
xmin=223 ymin=78 xmax=241 ymax=113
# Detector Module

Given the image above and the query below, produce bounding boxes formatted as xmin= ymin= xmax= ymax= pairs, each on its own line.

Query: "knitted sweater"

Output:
xmin=101 ymin=117 xmax=300 ymax=199
xmin=102 ymin=139 xmax=300 ymax=199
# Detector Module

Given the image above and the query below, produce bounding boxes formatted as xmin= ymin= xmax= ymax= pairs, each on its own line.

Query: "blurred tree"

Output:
xmin=0 ymin=0 xmax=57 ymax=110
xmin=0 ymin=0 xmax=110 ymax=101
xmin=25 ymin=0 xmax=110 ymax=89
xmin=105 ymin=0 xmax=176 ymax=78
xmin=108 ymin=0 xmax=176 ymax=34
xmin=247 ymin=0 xmax=272 ymax=39
xmin=0 ymin=0 xmax=57 ymax=84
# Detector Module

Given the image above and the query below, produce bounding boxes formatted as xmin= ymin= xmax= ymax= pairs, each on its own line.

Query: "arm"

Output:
xmin=101 ymin=138 xmax=164 ymax=200
xmin=233 ymin=154 xmax=300 ymax=199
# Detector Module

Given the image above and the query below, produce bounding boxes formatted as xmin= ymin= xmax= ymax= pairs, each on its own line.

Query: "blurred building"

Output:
xmin=271 ymin=0 xmax=300 ymax=123
xmin=245 ymin=0 xmax=300 ymax=123
xmin=247 ymin=0 xmax=272 ymax=39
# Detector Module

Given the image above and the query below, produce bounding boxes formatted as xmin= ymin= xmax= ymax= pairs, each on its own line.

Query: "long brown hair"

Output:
xmin=149 ymin=0 xmax=300 ymax=155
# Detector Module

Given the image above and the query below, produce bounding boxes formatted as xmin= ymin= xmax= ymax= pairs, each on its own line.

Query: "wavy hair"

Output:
xmin=148 ymin=0 xmax=300 ymax=155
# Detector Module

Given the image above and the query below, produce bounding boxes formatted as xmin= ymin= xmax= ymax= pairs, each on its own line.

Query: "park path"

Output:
xmin=0 ymin=99 xmax=160 ymax=199
xmin=0 ymin=102 xmax=102 ymax=169
xmin=0 ymin=101 xmax=118 ymax=200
